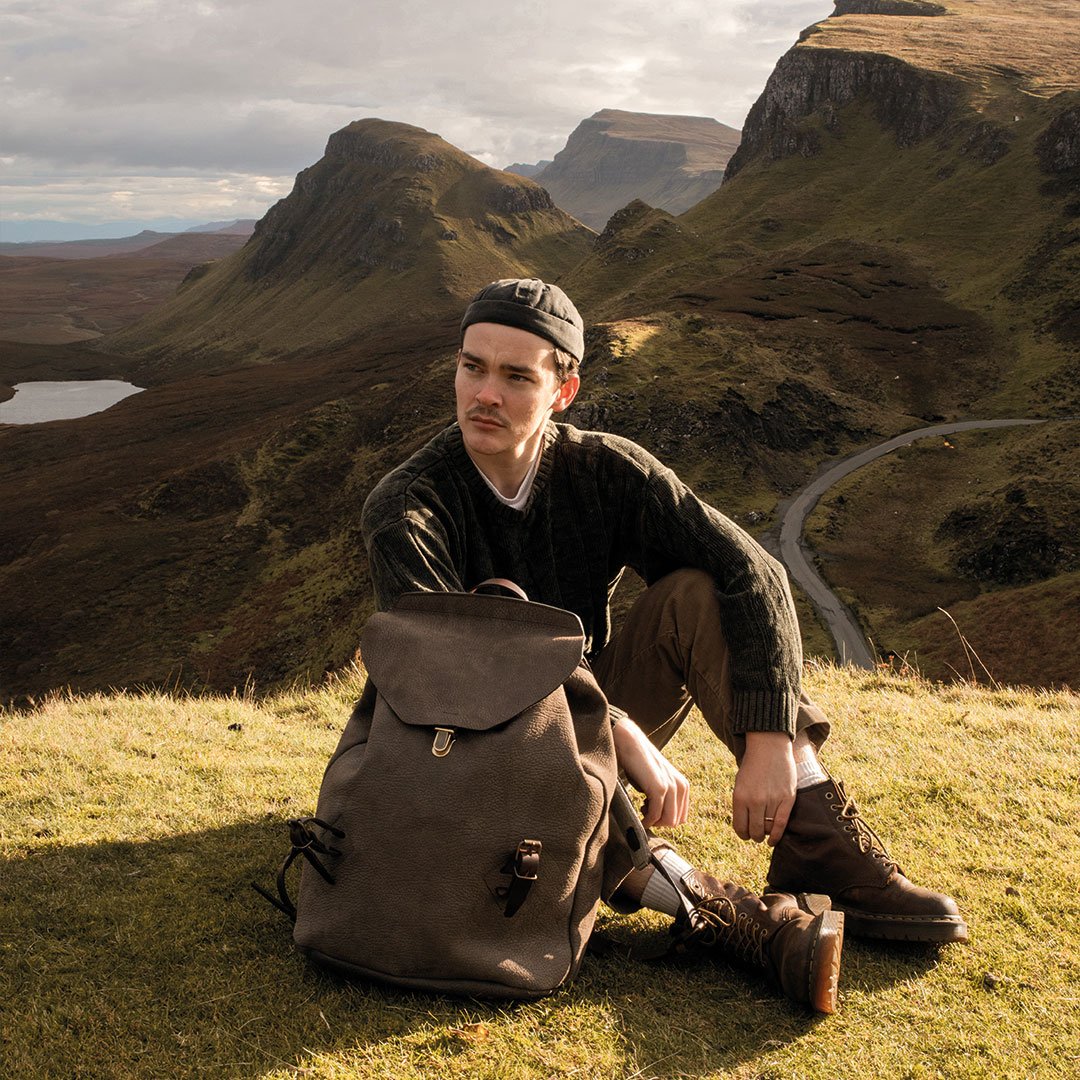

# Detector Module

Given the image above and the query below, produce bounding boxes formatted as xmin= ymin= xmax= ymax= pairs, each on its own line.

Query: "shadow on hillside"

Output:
xmin=0 ymin=819 xmax=943 ymax=1078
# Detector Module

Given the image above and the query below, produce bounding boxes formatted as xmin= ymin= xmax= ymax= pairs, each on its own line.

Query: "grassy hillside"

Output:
xmin=3 ymin=666 xmax=1077 ymax=1078
xmin=805 ymin=420 xmax=1080 ymax=685
xmin=561 ymin=0 xmax=1079 ymax=686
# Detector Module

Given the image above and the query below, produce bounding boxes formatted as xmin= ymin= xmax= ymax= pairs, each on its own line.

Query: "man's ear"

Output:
xmin=551 ymin=373 xmax=580 ymax=413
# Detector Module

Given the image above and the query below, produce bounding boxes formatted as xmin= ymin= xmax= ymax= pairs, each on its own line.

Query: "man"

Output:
xmin=362 ymin=278 xmax=966 ymax=1014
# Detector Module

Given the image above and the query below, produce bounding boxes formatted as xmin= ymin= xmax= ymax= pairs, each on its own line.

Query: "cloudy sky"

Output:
xmin=1 ymin=0 xmax=834 ymax=240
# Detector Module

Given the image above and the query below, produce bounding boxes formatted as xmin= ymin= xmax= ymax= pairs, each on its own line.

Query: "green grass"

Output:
xmin=3 ymin=666 xmax=1078 ymax=1078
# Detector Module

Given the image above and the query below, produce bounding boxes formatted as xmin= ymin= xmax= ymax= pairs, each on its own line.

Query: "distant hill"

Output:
xmin=0 ymin=231 xmax=178 ymax=260
xmin=184 ymin=219 xmax=257 ymax=235
xmin=0 ymin=232 xmax=248 ymax=346
xmin=526 ymin=110 xmax=741 ymax=230
xmin=0 ymin=219 xmax=256 ymax=259
xmin=108 ymin=119 xmax=595 ymax=372
xmin=115 ymin=232 xmax=250 ymax=262
xmin=504 ymin=161 xmax=552 ymax=179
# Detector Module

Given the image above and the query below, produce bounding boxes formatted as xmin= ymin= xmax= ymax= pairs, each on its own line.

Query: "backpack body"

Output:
xmin=292 ymin=590 xmax=618 ymax=999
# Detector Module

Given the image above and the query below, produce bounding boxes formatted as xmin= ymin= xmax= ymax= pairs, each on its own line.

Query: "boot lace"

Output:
xmin=829 ymin=780 xmax=898 ymax=868
xmin=676 ymin=894 xmax=769 ymax=967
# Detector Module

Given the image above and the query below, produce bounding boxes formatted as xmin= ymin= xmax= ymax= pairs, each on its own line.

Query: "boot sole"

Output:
xmin=834 ymin=908 xmax=969 ymax=944
xmin=794 ymin=894 xmax=968 ymax=944
xmin=808 ymin=910 xmax=844 ymax=1015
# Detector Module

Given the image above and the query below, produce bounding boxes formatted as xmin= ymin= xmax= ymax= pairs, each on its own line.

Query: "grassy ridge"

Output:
xmin=3 ymin=667 xmax=1078 ymax=1078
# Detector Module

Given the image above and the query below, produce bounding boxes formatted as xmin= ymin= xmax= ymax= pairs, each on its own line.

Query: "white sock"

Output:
xmin=794 ymin=732 xmax=828 ymax=789
xmin=639 ymin=849 xmax=695 ymax=916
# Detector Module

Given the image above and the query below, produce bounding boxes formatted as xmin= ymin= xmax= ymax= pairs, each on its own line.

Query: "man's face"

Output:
xmin=455 ymin=322 xmax=579 ymax=469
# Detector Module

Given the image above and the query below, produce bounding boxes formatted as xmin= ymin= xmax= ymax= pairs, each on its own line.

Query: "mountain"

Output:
xmin=2 ymin=2 xmax=1077 ymax=701
xmin=529 ymin=109 xmax=741 ymax=230
xmin=561 ymin=0 xmax=1079 ymax=684
xmin=108 ymin=119 xmax=594 ymax=374
xmin=504 ymin=161 xmax=553 ymax=179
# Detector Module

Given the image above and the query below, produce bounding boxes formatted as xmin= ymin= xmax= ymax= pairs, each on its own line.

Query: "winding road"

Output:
xmin=778 ymin=418 xmax=1053 ymax=668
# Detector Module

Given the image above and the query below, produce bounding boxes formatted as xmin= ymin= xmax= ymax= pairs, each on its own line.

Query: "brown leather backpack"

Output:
xmin=257 ymin=588 xmax=621 ymax=999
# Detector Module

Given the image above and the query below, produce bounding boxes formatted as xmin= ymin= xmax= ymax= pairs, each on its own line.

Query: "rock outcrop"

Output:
xmin=1036 ymin=102 xmax=1080 ymax=174
xmin=528 ymin=110 xmax=740 ymax=230
xmin=726 ymin=47 xmax=961 ymax=178
xmin=833 ymin=0 xmax=945 ymax=15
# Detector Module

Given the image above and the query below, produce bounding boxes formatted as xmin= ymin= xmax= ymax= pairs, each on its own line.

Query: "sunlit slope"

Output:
xmin=110 ymin=119 xmax=595 ymax=376
xmin=557 ymin=0 xmax=1078 ymax=686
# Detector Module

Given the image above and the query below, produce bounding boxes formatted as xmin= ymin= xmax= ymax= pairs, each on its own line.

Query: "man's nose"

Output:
xmin=475 ymin=378 xmax=501 ymax=406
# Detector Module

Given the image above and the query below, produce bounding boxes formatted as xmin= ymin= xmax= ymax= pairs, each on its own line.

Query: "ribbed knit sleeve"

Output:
xmin=364 ymin=506 xmax=464 ymax=611
xmin=360 ymin=435 xmax=467 ymax=611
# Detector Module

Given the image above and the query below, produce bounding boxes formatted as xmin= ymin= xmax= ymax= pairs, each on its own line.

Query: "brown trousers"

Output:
xmin=590 ymin=569 xmax=831 ymax=899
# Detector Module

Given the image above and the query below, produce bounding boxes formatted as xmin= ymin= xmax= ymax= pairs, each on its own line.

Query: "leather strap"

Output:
xmin=470 ymin=578 xmax=528 ymax=601
xmin=251 ymin=817 xmax=345 ymax=923
xmin=502 ymin=839 xmax=542 ymax=917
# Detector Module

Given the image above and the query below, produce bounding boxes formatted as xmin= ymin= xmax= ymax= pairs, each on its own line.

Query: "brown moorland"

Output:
xmin=1 ymin=0 xmax=1077 ymax=700
xmin=0 ymin=232 xmax=250 ymax=351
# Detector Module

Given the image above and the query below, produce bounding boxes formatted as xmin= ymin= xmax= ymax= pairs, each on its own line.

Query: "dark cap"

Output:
xmin=460 ymin=278 xmax=584 ymax=361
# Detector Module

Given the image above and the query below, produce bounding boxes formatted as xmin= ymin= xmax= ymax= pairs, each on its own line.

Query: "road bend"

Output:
xmin=778 ymin=418 xmax=1054 ymax=668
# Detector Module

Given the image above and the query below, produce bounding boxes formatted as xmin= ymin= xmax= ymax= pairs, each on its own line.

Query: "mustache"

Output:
xmin=466 ymin=407 xmax=508 ymax=427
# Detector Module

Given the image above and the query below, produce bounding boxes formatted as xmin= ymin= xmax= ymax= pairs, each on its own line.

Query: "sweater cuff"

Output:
xmin=732 ymin=690 xmax=798 ymax=739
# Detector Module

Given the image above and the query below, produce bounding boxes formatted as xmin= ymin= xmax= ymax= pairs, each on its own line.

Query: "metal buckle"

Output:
xmin=513 ymin=839 xmax=542 ymax=880
xmin=432 ymin=727 xmax=455 ymax=757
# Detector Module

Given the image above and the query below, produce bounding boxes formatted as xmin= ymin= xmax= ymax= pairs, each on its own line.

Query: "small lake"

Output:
xmin=0 ymin=380 xmax=145 ymax=424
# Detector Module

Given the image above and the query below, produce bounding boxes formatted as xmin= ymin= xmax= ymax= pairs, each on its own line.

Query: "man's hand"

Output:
xmin=611 ymin=714 xmax=690 ymax=829
xmin=732 ymin=731 xmax=796 ymax=846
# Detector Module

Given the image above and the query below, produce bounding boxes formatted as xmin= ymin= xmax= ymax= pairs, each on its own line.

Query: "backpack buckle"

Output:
xmin=500 ymin=840 xmax=543 ymax=917
xmin=514 ymin=839 xmax=542 ymax=880
xmin=432 ymin=727 xmax=455 ymax=757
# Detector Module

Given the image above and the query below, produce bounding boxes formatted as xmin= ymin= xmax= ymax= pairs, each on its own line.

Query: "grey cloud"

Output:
xmin=1 ymin=0 xmax=836 ymax=226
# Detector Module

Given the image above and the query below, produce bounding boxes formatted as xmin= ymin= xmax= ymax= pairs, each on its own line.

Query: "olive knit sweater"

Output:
xmin=361 ymin=420 xmax=803 ymax=736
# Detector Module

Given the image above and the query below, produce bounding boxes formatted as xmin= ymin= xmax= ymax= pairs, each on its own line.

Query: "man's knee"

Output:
xmin=641 ymin=568 xmax=719 ymax=641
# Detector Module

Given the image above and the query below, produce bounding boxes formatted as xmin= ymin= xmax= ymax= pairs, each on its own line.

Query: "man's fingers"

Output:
xmin=766 ymin=796 xmax=794 ymax=847
xmin=748 ymin=813 xmax=767 ymax=844
xmin=731 ymin=794 xmax=750 ymax=841
xmin=641 ymin=766 xmax=690 ymax=828
xmin=676 ymin=772 xmax=690 ymax=826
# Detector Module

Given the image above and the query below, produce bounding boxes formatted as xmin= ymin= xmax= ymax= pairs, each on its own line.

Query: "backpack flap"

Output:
xmin=361 ymin=591 xmax=586 ymax=732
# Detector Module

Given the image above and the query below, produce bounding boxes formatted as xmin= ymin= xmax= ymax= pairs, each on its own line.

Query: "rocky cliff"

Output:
xmin=561 ymin=0 xmax=1080 ymax=685
xmin=528 ymin=110 xmax=740 ymax=230
xmin=109 ymin=119 xmax=593 ymax=372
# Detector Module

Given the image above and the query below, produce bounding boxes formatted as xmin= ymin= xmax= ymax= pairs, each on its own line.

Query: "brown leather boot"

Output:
xmin=669 ymin=870 xmax=844 ymax=1014
xmin=767 ymin=776 xmax=968 ymax=944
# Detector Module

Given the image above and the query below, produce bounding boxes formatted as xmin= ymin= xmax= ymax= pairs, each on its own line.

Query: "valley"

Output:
xmin=1 ymin=0 xmax=1076 ymax=701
